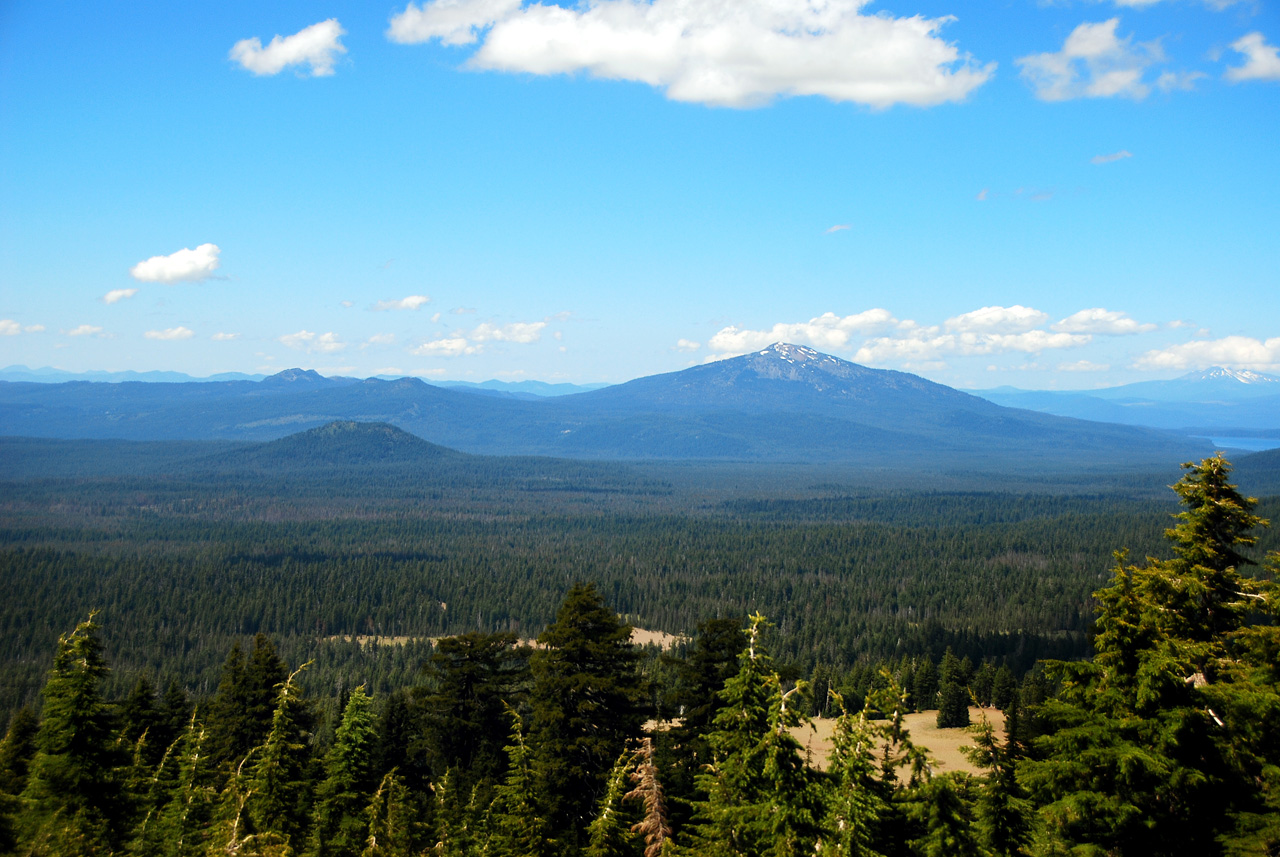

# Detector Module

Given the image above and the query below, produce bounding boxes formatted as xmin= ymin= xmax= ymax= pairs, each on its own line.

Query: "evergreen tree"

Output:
xmin=489 ymin=707 xmax=555 ymax=857
xmin=310 ymin=685 xmax=379 ymax=857
xmin=0 ymin=707 xmax=38 ymax=796
xmin=1019 ymin=455 xmax=1277 ymax=856
xmin=935 ymin=649 xmax=969 ymax=729
xmin=962 ymin=713 xmax=1031 ymax=857
xmin=990 ymin=666 xmax=1017 ymax=712
xmin=246 ymin=661 xmax=315 ymax=847
xmin=911 ymin=659 xmax=938 ymax=713
xmin=822 ymin=693 xmax=886 ymax=857
xmin=585 ymin=751 xmax=637 ymax=857
xmin=688 ymin=614 xmax=823 ymax=857
xmin=412 ymin=631 xmax=530 ymax=789
xmin=207 ymin=634 xmax=288 ymax=770
xmin=21 ymin=613 xmax=129 ymax=854
xmin=529 ymin=582 xmax=646 ymax=843
xmin=362 ymin=771 xmax=417 ymax=857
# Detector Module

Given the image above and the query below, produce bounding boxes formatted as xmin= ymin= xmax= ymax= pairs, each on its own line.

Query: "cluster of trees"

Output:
xmin=1 ymin=455 xmax=1277 ymax=856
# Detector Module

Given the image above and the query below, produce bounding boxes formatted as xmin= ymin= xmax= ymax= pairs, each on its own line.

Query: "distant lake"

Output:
xmin=1207 ymin=437 xmax=1280 ymax=452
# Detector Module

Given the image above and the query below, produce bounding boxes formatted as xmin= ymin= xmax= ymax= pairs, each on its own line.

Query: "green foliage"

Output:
xmin=689 ymin=615 xmax=824 ymax=857
xmin=936 ymin=650 xmax=970 ymax=730
xmin=530 ymin=582 xmax=646 ymax=841
xmin=309 ymin=685 xmax=379 ymax=857
xmin=22 ymin=613 xmax=130 ymax=852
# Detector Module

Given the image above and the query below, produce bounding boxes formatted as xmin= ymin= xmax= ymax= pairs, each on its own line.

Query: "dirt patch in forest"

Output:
xmin=790 ymin=707 xmax=1006 ymax=776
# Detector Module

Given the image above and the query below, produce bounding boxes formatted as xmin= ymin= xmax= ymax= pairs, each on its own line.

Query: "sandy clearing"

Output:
xmin=790 ymin=707 xmax=1006 ymax=776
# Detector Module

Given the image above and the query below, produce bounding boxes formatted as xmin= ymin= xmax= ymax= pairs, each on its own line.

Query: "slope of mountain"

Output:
xmin=0 ymin=345 xmax=1212 ymax=468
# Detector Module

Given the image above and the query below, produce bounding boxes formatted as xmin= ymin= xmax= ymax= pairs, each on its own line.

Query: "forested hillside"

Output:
xmin=1 ymin=455 xmax=1277 ymax=855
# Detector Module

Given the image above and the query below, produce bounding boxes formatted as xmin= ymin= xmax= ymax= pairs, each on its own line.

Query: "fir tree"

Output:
xmin=529 ymin=582 xmax=646 ymax=843
xmin=935 ymin=649 xmax=969 ymax=729
xmin=489 ymin=706 xmax=555 ymax=857
xmin=22 ymin=613 xmax=129 ymax=854
xmin=585 ymin=751 xmax=637 ymax=857
xmin=362 ymin=771 xmax=417 ymax=857
xmin=310 ymin=685 xmax=379 ymax=857
xmin=821 ymin=692 xmax=886 ymax=857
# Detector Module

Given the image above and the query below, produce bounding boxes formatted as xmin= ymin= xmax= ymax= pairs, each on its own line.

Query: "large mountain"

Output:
xmin=0 ymin=343 xmax=1210 ymax=468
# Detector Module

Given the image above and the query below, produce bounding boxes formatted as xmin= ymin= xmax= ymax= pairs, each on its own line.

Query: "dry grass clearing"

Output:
xmin=791 ymin=707 xmax=1006 ymax=776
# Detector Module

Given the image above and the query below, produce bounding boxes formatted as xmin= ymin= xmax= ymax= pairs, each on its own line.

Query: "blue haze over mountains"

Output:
xmin=0 ymin=343 xmax=1229 ymax=468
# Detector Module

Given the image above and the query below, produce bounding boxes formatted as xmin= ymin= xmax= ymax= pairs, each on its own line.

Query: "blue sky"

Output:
xmin=1 ymin=0 xmax=1277 ymax=389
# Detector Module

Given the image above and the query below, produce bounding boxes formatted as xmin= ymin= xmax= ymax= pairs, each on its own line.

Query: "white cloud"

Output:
xmin=975 ymin=188 xmax=988 ymax=201
xmin=373 ymin=295 xmax=431 ymax=311
xmin=212 ymin=332 xmax=240 ymax=341
xmin=230 ymin=19 xmax=347 ymax=77
xmin=708 ymin=309 xmax=898 ymax=353
xmin=1016 ymin=19 xmax=1159 ymax=101
xmin=1134 ymin=335 xmax=1280 ymax=370
xmin=825 ymin=224 xmax=851 ymax=234
xmin=387 ymin=0 xmax=995 ymax=109
xmin=103 ymin=288 xmax=138 ymax=304
xmin=0 ymin=320 xmax=21 ymax=336
xmin=412 ymin=337 xmax=478 ymax=357
xmin=279 ymin=330 xmax=347 ymax=353
xmin=452 ymin=307 xmax=477 ymax=314
xmin=673 ymin=338 xmax=701 ymax=352
xmin=130 ymin=244 xmax=221 ymax=283
xmin=67 ymin=324 xmax=104 ymax=337
xmin=26 ymin=324 xmax=45 ymax=333
xmin=145 ymin=327 xmax=195 ymax=341
xmin=1091 ymin=150 xmax=1132 ymax=165
xmin=469 ymin=321 xmax=546 ymax=343
xmin=1059 ymin=359 xmax=1110 ymax=372
xmin=945 ymin=305 xmax=1047 ymax=334
xmin=1156 ymin=70 xmax=1204 ymax=91
xmin=854 ymin=328 xmax=1089 ymax=364
xmin=1226 ymin=32 xmax=1280 ymax=82
xmin=1052 ymin=308 xmax=1156 ymax=335
xmin=367 ymin=333 xmax=397 ymax=345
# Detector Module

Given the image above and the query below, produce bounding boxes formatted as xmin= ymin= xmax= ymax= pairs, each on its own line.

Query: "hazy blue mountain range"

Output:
xmin=975 ymin=367 xmax=1280 ymax=441
xmin=0 ymin=343 xmax=1213 ymax=468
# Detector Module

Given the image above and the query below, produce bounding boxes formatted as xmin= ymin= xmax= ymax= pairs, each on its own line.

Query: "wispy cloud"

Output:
xmin=673 ymin=338 xmax=701 ymax=352
xmin=1091 ymin=149 xmax=1132 ymax=165
xmin=1017 ymin=19 xmax=1160 ymax=101
xmin=1225 ymin=32 xmax=1280 ymax=82
xmin=130 ymin=244 xmax=221 ymax=283
xmin=103 ymin=288 xmax=138 ymax=304
xmin=144 ymin=327 xmax=196 ymax=341
xmin=412 ymin=338 xmax=477 ymax=357
xmin=0 ymin=320 xmax=44 ymax=335
xmin=373 ymin=295 xmax=431 ymax=311
xmin=825 ymin=224 xmax=851 ymax=234
xmin=212 ymin=332 xmax=240 ymax=341
xmin=1052 ymin=308 xmax=1155 ymax=334
xmin=387 ymin=0 xmax=995 ymax=109
xmin=66 ymin=324 xmax=105 ymax=337
xmin=279 ymin=330 xmax=346 ymax=353
xmin=230 ymin=19 xmax=347 ymax=77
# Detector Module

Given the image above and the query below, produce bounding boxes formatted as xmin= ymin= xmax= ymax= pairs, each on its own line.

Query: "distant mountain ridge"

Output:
xmin=0 ymin=343 xmax=1211 ymax=469
xmin=975 ymin=365 xmax=1280 ymax=435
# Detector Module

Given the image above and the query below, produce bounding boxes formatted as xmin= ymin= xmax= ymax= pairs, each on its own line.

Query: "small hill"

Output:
xmin=208 ymin=421 xmax=460 ymax=473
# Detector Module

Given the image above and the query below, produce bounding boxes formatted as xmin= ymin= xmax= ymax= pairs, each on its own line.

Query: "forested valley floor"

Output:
xmin=1 ymin=445 xmax=1278 ymax=855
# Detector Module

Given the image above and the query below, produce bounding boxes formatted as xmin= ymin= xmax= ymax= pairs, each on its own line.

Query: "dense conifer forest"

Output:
xmin=0 ymin=452 xmax=1277 ymax=854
